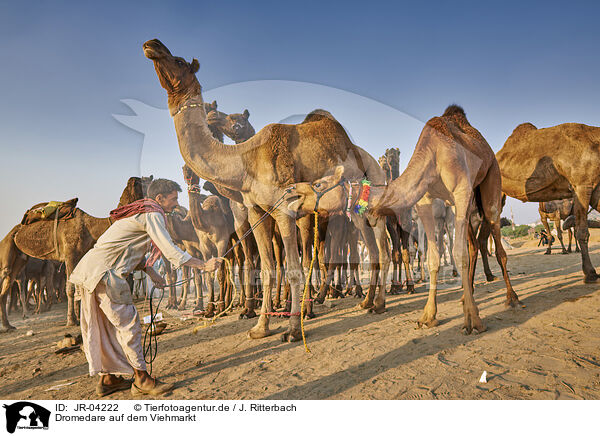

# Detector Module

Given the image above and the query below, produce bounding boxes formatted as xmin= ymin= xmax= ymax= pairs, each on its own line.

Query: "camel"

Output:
xmin=287 ymin=105 xmax=521 ymax=333
xmin=378 ymin=148 xmax=415 ymax=294
xmin=538 ymin=199 xmax=579 ymax=254
xmin=183 ymin=167 xmax=240 ymax=316
xmin=0 ymin=177 xmax=144 ymax=331
xmin=496 ymin=122 xmax=600 ymax=282
xmin=432 ymin=199 xmax=458 ymax=276
xmin=163 ymin=205 xmax=208 ymax=311
xmin=144 ymin=39 xmax=390 ymax=341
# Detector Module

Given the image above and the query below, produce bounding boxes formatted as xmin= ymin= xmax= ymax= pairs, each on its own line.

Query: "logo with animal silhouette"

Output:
xmin=3 ymin=402 xmax=50 ymax=433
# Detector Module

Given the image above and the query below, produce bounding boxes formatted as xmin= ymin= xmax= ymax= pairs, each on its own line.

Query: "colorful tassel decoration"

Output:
xmin=353 ymin=179 xmax=371 ymax=215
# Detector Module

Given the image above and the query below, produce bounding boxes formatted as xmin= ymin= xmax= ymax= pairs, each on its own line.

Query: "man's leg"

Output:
xmin=95 ymin=284 xmax=173 ymax=395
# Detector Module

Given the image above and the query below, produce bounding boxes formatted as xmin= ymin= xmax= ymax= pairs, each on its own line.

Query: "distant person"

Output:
xmin=70 ymin=179 xmax=222 ymax=397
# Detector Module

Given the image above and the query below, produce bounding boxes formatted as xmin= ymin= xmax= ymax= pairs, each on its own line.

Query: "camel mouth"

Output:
xmin=285 ymin=195 xmax=303 ymax=213
xmin=143 ymin=39 xmax=169 ymax=60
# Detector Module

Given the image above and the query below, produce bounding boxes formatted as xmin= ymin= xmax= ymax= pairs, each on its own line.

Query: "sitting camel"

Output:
xmin=538 ymin=199 xmax=579 ymax=254
xmin=497 ymin=122 xmax=600 ymax=282
xmin=287 ymin=105 xmax=521 ymax=334
xmin=0 ymin=177 xmax=144 ymax=331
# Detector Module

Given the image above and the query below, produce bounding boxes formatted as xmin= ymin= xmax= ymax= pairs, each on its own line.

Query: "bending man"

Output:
xmin=70 ymin=178 xmax=222 ymax=397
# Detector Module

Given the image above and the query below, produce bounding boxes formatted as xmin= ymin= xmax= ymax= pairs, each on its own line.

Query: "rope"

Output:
xmin=142 ymin=274 xmax=196 ymax=374
xmin=192 ymin=257 xmax=238 ymax=334
xmin=299 ymin=211 xmax=318 ymax=353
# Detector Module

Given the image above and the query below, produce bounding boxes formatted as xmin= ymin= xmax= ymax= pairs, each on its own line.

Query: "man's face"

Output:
xmin=155 ymin=191 xmax=179 ymax=213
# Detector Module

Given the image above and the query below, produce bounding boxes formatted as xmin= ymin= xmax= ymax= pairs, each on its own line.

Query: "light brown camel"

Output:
xmin=287 ymin=105 xmax=521 ymax=334
xmin=496 ymin=122 xmax=600 ymax=282
xmin=144 ymin=39 xmax=390 ymax=341
xmin=538 ymin=199 xmax=579 ymax=254
xmin=0 ymin=177 xmax=144 ymax=331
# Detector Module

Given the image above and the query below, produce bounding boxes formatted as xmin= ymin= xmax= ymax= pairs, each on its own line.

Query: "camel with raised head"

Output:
xmin=144 ymin=39 xmax=390 ymax=341
xmin=0 ymin=177 xmax=144 ymax=331
xmin=497 ymin=122 xmax=600 ymax=282
xmin=287 ymin=105 xmax=521 ymax=334
xmin=539 ymin=199 xmax=579 ymax=254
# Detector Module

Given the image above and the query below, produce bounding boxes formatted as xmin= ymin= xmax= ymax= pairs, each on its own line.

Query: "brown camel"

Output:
xmin=0 ymin=177 xmax=144 ymax=331
xmin=496 ymin=122 xmax=600 ymax=282
xmin=144 ymin=39 xmax=390 ymax=341
xmin=287 ymin=105 xmax=521 ymax=334
xmin=539 ymin=199 xmax=579 ymax=254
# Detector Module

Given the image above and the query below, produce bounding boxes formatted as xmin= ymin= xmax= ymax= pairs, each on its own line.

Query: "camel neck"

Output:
xmin=371 ymin=147 xmax=437 ymax=214
xmin=172 ymin=96 xmax=250 ymax=193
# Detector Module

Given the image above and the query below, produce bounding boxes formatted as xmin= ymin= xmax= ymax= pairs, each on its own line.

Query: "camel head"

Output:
xmin=118 ymin=177 xmax=146 ymax=207
xmin=141 ymin=175 xmax=154 ymax=196
xmin=378 ymin=154 xmax=392 ymax=183
xmin=285 ymin=166 xmax=347 ymax=216
xmin=221 ymin=109 xmax=255 ymax=143
xmin=143 ymin=39 xmax=202 ymax=111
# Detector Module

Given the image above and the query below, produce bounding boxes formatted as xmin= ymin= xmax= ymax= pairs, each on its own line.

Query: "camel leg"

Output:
xmin=387 ymin=218 xmax=402 ymax=294
xmin=416 ymin=201 xmax=440 ymax=327
xmin=247 ymin=209 xmax=275 ymax=339
xmin=274 ymin=213 xmax=305 ymax=342
xmin=192 ymin=272 xmax=204 ymax=311
xmin=454 ymin=193 xmax=486 ymax=335
xmin=541 ymin=215 xmax=553 ymax=255
xmin=63 ymin=257 xmax=79 ymax=326
xmin=177 ymin=266 xmax=190 ymax=310
xmin=352 ymin=215 xmax=381 ymax=311
xmin=572 ymin=185 xmax=599 ymax=282
xmin=272 ymin=233 xmax=283 ymax=309
xmin=476 ymin=219 xmax=496 ymax=282
xmin=1 ymin=254 xmax=28 ymax=331
xmin=554 ymin=217 xmax=568 ymax=254
xmin=567 ymin=227 xmax=573 ymax=253
xmin=445 ymin=217 xmax=459 ymax=277
xmin=488 ymin=220 xmax=522 ymax=307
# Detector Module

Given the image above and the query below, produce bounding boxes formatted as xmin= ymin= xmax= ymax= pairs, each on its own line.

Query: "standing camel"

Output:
xmin=287 ymin=105 xmax=521 ymax=333
xmin=144 ymin=39 xmax=390 ymax=341
xmin=0 ymin=177 xmax=144 ymax=331
xmin=496 ymin=122 xmax=600 ymax=282
xmin=539 ymin=199 xmax=579 ymax=254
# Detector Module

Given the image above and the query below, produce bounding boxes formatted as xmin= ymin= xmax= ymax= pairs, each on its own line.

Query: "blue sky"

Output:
xmin=1 ymin=1 xmax=599 ymax=235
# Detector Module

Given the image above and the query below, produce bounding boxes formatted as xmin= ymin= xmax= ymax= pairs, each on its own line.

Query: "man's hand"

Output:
xmin=144 ymin=267 xmax=167 ymax=289
xmin=203 ymin=257 xmax=223 ymax=272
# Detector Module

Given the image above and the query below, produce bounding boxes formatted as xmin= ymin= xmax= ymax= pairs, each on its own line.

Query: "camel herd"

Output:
xmin=1 ymin=39 xmax=599 ymax=346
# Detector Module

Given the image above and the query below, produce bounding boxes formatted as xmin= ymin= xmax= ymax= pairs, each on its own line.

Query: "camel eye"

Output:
xmin=314 ymin=182 xmax=322 ymax=189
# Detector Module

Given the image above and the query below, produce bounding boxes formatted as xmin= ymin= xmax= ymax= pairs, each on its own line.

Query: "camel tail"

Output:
xmin=474 ymin=186 xmax=484 ymax=216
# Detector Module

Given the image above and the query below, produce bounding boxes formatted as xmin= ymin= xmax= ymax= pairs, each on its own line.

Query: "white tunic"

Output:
xmin=69 ymin=212 xmax=191 ymax=304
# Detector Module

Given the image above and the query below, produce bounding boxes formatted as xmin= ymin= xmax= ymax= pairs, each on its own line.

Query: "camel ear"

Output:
xmin=243 ymin=109 xmax=250 ymax=119
xmin=211 ymin=100 xmax=217 ymax=110
xmin=333 ymin=165 xmax=345 ymax=182
xmin=190 ymin=59 xmax=200 ymax=73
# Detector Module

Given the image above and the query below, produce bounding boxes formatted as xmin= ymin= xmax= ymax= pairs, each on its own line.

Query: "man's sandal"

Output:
xmin=131 ymin=379 xmax=174 ymax=396
xmin=96 ymin=376 xmax=133 ymax=397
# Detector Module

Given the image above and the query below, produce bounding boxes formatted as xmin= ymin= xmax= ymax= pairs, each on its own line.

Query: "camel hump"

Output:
xmin=513 ymin=122 xmax=537 ymax=135
xmin=442 ymin=104 xmax=466 ymax=118
xmin=302 ymin=109 xmax=338 ymax=124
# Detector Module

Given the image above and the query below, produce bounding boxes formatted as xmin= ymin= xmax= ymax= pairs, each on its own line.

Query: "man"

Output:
xmin=70 ymin=178 xmax=222 ymax=397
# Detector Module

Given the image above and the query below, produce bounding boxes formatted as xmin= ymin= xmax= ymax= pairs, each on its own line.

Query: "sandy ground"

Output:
xmin=2 ymin=232 xmax=600 ymax=400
